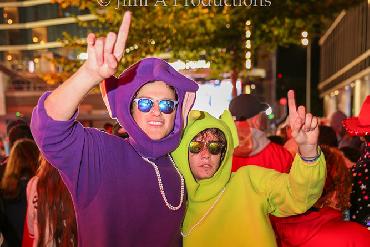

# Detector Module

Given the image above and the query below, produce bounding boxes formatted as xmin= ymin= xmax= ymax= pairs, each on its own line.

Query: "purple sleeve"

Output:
xmin=30 ymin=92 xmax=105 ymax=208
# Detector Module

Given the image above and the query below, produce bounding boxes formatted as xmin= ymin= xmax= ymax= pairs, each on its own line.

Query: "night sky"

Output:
xmin=276 ymin=39 xmax=323 ymax=116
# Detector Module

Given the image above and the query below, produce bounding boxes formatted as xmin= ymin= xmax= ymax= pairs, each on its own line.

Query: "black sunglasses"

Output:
xmin=189 ymin=141 xmax=225 ymax=155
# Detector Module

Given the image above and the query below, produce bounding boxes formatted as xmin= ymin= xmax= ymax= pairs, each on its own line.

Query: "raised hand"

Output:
xmin=287 ymin=90 xmax=319 ymax=157
xmin=83 ymin=11 xmax=131 ymax=83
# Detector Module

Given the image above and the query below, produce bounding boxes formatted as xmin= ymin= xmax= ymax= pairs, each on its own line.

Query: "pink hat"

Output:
xmin=342 ymin=95 xmax=370 ymax=136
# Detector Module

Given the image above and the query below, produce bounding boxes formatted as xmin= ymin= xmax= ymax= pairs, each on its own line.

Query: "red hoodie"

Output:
xmin=274 ymin=207 xmax=370 ymax=247
xmin=232 ymin=142 xmax=293 ymax=173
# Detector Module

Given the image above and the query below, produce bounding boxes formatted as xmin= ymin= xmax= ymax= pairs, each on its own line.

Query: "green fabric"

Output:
xmin=172 ymin=110 xmax=326 ymax=247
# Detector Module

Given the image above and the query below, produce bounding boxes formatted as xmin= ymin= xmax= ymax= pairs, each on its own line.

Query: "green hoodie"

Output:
xmin=172 ymin=110 xmax=326 ymax=247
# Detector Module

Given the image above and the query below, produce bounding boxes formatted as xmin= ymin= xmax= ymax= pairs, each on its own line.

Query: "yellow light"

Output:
xmin=246 ymin=41 xmax=251 ymax=49
xmin=7 ymin=55 xmax=12 ymax=61
xmin=150 ymin=40 xmax=155 ymax=45
xmin=334 ymin=90 xmax=339 ymax=96
xmin=125 ymin=48 xmax=130 ymax=53
xmin=134 ymin=44 xmax=138 ymax=49
xmin=3 ymin=13 xmax=8 ymax=18
xmin=246 ymin=30 xmax=251 ymax=38
xmin=33 ymin=37 xmax=39 ymax=43
xmin=226 ymin=24 xmax=230 ymax=29
xmin=34 ymin=58 xmax=39 ymax=63
xmin=251 ymin=84 xmax=256 ymax=89
xmin=245 ymin=85 xmax=251 ymax=94
xmin=301 ymin=38 xmax=309 ymax=46
xmin=40 ymin=40 xmax=45 ymax=44
xmin=245 ymin=51 xmax=251 ymax=59
xmin=246 ymin=59 xmax=252 ymax=69
xmin=301 ymin=31 xmax=308 ymax=38
xmin=246 ymin=20 xmax=251 ymax=26
xmin=7 ymin=19 xmax=13 ymax=24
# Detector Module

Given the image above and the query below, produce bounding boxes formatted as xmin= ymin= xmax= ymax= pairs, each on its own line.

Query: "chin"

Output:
xmin=147 ymin=132 xmax=166 ymax=140
xmin=148 ymin=135 xmax=162 ymax=140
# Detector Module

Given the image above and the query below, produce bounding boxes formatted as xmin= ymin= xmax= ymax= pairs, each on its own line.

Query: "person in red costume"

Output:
xmin=229 ymin=94 xmax=293 ymax=173
xmin=274 ymin=145 xmax=370 ymax=247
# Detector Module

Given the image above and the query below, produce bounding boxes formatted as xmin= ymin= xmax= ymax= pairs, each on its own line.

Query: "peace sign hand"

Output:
xmin=288 ymin=90 xmax=319 ymax=157
xmin=83 ymin=11 xmax=131 ymax=84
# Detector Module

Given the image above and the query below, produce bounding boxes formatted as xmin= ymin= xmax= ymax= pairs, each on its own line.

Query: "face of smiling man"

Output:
xmin=188 ymin=130 xmax=225 ymax=180
xmin=132 ymin=81 xmax=177 ymax=140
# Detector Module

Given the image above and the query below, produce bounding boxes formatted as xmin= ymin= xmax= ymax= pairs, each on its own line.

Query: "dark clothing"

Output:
xmin=350 ymin=145 xmax=370 ymax=227
xmin=0 ymin=178 xmax=29 ymax=247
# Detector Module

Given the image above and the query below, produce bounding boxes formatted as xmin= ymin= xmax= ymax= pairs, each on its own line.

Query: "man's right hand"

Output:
xmin=82 ymin=11 xmax=132 ymax=84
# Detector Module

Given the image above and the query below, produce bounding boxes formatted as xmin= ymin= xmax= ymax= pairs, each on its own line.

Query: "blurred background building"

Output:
xmin=0 ymin=0 xmax=109 ymax=128
xmin=319 ymin=0 xmax=370 ymax=118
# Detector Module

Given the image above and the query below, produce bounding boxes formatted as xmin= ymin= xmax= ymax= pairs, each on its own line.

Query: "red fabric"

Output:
xmin=232 ymin=142 xmax=293 ymax=173
xmin=342 ymin=95 xmax=370 ymax=136
xmin=274 ymin=207 xmax=370 ymax=247
xmin=21 ymin=212 xmax=34 ymax=247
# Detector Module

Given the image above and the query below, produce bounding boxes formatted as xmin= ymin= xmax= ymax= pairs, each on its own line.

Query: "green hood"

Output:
xmin=172 ymin=110 xmax=239 ymax=202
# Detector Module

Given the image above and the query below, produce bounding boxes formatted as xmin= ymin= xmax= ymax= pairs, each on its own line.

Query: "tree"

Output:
xmin=51 ymin=0 xmax=362 ymax=94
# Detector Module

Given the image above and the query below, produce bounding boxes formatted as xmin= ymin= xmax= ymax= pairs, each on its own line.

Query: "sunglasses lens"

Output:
xmin=189 ymin=141 xmax=202 ymax=153
xmin=207 ymin=142 xmax=223 ymax=155
xmin=189 ymin=141 xmax=224 ymax=155
xmin=137 ymin=99 xmax=153 ymax=112
xmin=159 ymin=100 xmax=176 ymax=114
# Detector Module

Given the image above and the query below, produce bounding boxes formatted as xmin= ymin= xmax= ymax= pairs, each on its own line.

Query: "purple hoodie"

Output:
xmin=31 ymin=58 xmax=198 ymax=247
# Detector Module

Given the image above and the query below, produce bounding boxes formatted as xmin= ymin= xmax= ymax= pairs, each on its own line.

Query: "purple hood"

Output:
xmin=101 ymin=57 xmax=198 ymax=159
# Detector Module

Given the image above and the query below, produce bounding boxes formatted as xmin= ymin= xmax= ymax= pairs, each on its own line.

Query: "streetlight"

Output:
xmin=301 ymin=31 xmax=311 ymax=112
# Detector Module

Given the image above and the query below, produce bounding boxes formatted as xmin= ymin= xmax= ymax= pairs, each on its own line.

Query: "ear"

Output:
xmin=250 ymin=114 xmax=261 ymax=129
xmin=100 ymin=76 xmax=119 ymax=118
xmin=182 ymin=92 xmax=196 ymax=127
xmin=187 ymin=110 xmax=202 ymax=127
xmin=220 ymin=110 xmax=239 ymax=148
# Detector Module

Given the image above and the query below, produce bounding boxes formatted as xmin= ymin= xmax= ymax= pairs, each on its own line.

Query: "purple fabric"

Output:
xmin=30 ymin=58 xmax=198 ymax=247
xmin=104 ymin=57 xmax=198 ymax=158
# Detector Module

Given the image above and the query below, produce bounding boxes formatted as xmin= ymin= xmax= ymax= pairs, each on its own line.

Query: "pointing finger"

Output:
xmin=114 ymin=11 xmax=132 ymax=61
xmin=288 ymin=90 xmax=297 ymax=118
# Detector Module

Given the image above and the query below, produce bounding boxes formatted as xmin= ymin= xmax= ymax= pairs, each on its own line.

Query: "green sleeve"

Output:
xmin=248 ymin=152 xmax=326 ymax=217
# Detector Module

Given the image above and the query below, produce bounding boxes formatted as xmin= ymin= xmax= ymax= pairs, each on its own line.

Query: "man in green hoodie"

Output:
xmin=171 ymin=90 xmax=326 ymax=246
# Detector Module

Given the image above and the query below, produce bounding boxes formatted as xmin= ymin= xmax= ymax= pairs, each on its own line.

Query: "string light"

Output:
xmin=245 ymin=21 xmax=252 ymax=70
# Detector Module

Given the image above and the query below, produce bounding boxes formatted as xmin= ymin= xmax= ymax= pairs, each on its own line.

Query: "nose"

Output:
xmin=199 ymin=147 xmax=211 ymax=159
xmin=150 ymin=103 xmax=161 ymax=116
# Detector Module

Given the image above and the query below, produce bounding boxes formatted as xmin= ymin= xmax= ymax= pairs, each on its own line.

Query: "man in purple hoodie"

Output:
xmin=30 ymin=12 xmax=198 ymax=246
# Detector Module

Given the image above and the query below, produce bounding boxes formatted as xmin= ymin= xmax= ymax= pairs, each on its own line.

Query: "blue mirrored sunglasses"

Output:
xmin=133 ymin=98 xmax=178 ymax=114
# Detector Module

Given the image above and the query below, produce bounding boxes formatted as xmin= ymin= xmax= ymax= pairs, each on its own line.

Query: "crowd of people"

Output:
xmin=0 ymin=11 xmax=369 ymax=247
